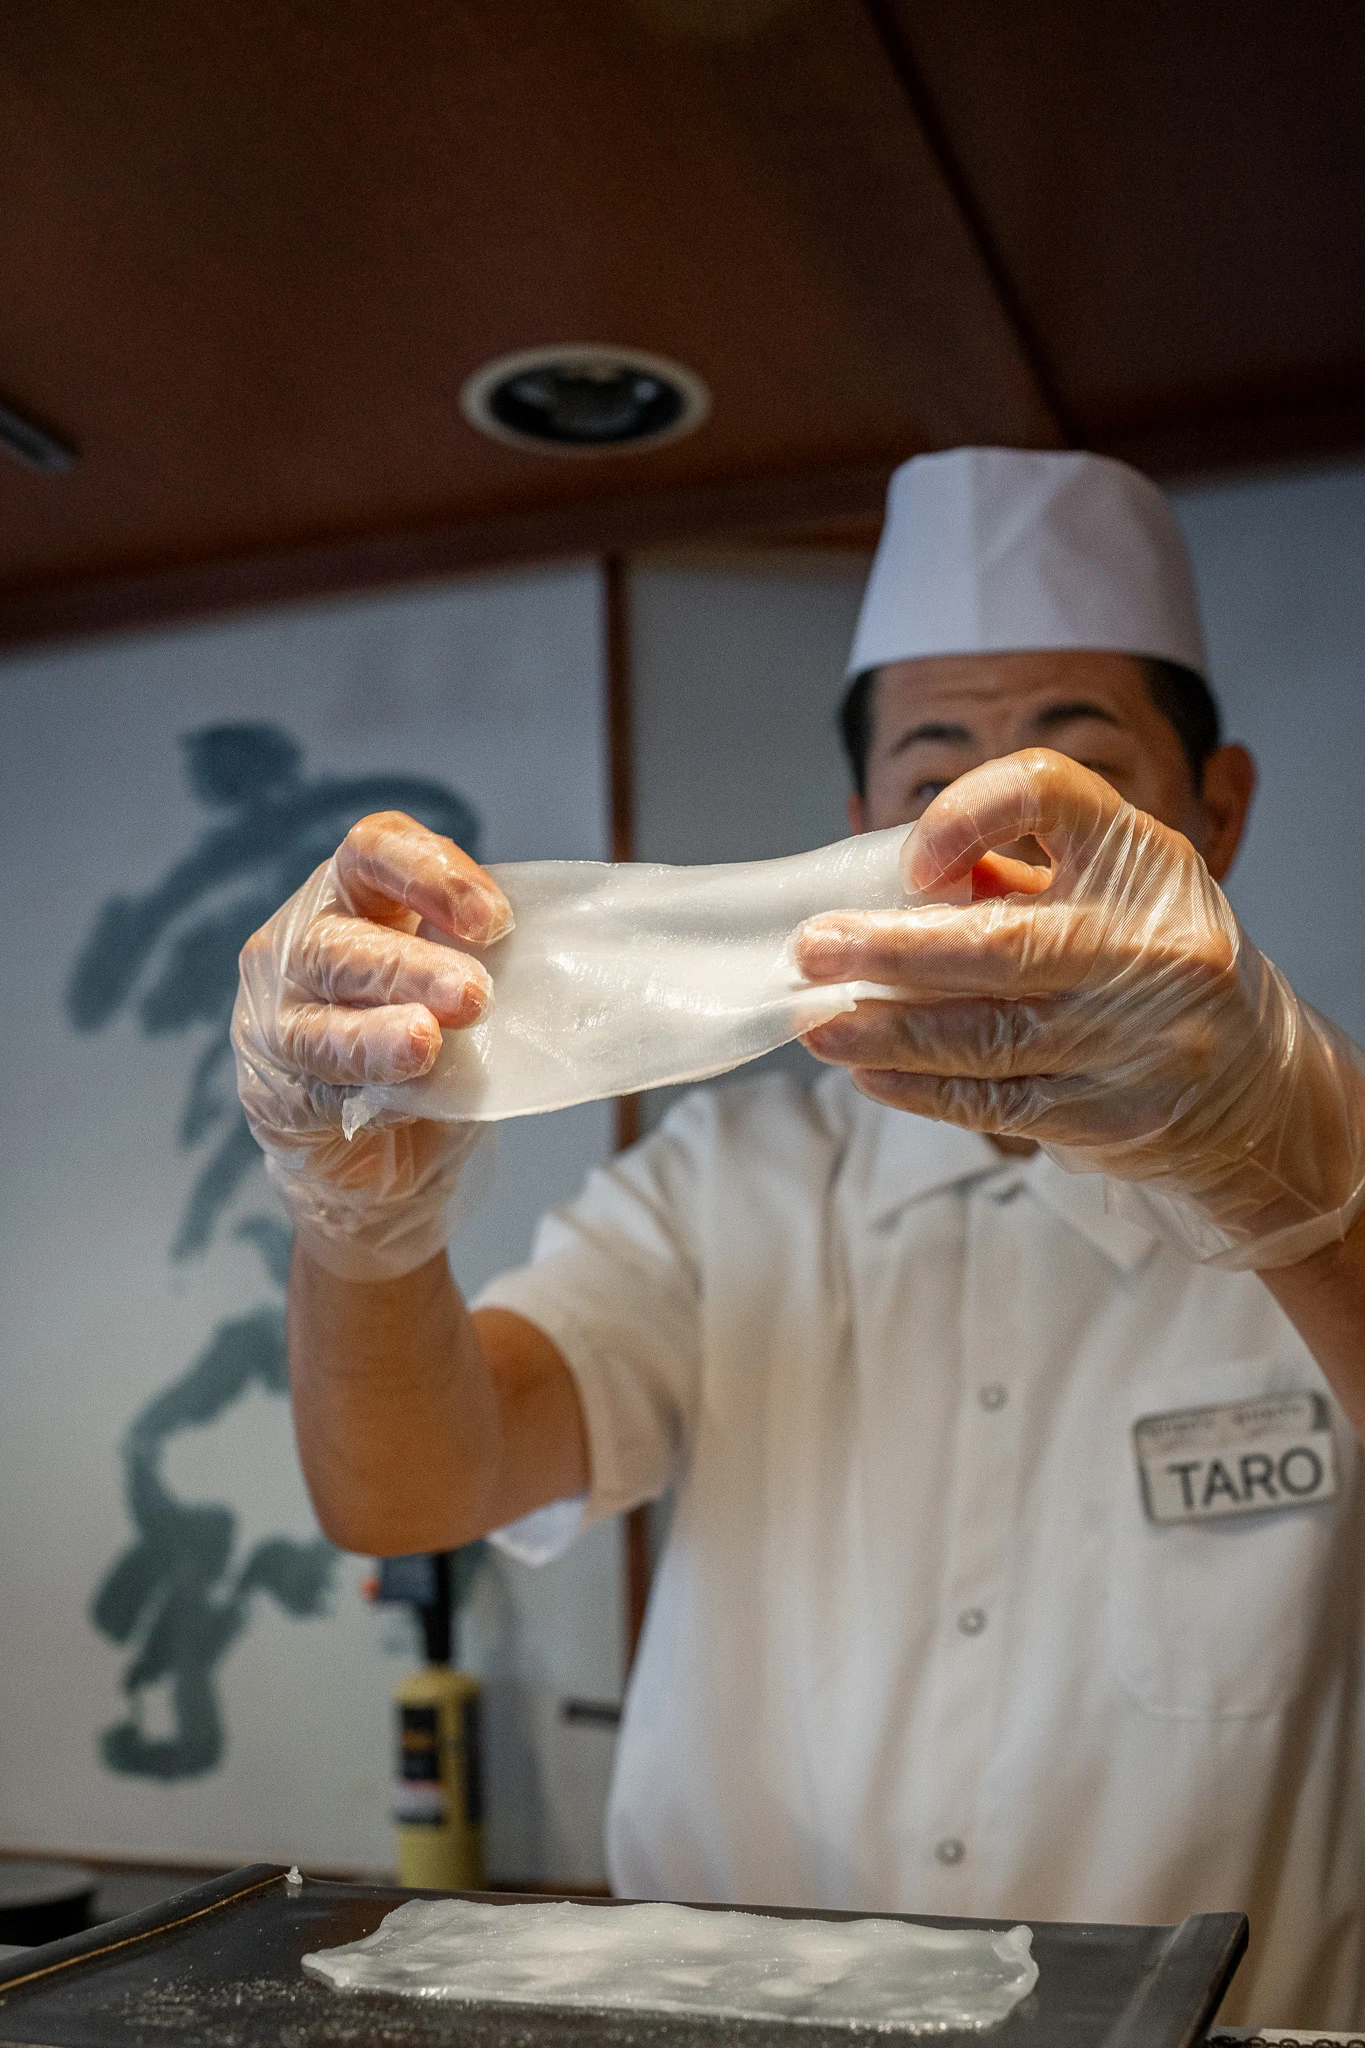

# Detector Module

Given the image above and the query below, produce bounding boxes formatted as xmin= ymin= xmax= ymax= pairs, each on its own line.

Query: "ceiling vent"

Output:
xmin=461 ymin=346 xmax=709 ymax=455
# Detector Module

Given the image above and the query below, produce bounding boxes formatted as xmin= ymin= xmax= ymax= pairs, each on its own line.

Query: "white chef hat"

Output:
xmin=847 ymin=446 xmax=1208 ymax=680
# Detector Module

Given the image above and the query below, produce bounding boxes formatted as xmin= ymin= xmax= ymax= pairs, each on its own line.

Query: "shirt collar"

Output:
xmin=1026 ymin=1150 xmax=1160 ymax=1274
xmin=841 ymin=1077 xmax=1160 ymax=1274
xmin=850 ymin=1081 xmax=1007 ymax=1221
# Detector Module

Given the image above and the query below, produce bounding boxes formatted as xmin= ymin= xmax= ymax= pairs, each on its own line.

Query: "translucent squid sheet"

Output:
xmin=302 ymin=1898 xmax=1038 ymax=2033
xmin=347 ymin=825 xmax=928 ymax=1131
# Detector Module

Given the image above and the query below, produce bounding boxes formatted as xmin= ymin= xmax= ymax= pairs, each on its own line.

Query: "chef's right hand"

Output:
xmin=232 ymin=810 xmax=512 ymax=1282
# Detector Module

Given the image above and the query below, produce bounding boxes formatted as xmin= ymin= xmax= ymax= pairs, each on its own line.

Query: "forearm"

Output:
xmin=288 ymin=1245 xmax=502 ymax=1555
xmin=1261 ymin=1204 xmax=1365 ymax=1440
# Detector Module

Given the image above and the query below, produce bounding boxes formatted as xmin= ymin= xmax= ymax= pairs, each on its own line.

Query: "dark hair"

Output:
xmin=1137 ymin=656 xmax=1222 ymax=788
xmin=838 ymin=655 xmax=1222 ymax=798
xmin=838 ymin=669 xmax=879 ymax=800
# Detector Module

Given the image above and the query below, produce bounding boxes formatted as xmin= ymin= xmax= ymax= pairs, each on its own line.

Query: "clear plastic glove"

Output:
xmin=797 ymin=750 xmax=1365 ymax=1271
xmin=232 ymin=811 xmax=512 ymax=1282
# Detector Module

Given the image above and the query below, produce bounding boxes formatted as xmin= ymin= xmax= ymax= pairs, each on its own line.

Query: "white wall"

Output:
xmin=0 ymin=563 xmax=621 ymax=1882
xmin=630 ymin=552 xmax=866 ymax=866
xmin=1173 ymin=463 xmax=1365 ymax=1043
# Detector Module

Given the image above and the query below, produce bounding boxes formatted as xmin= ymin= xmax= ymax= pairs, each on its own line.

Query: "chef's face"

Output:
xmin=850 ymin=649 xmax=1255 ymax=883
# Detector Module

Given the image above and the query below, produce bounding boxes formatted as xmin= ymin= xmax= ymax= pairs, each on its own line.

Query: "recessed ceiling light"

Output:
xmin=461 ymin=346 xmax=709 ymax=455
xmin=0 ymin=397 xmax=77 ymax=473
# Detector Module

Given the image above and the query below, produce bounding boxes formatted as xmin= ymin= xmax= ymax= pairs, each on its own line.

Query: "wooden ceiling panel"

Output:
xmin=884 ymin=0 xmax=1365 ymax=468
xmin=0 ymin=0 xmax=1054 ymax=641
xmin=3 ymin=2 xmax=1362 ymax=644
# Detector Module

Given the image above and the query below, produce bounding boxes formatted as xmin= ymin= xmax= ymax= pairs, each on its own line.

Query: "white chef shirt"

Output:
xmin=476 ymin=1068 xmax=1365 ymax=2029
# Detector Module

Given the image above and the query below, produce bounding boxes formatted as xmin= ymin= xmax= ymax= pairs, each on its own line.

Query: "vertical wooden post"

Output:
xmin=603 ymin=553 xmax=653 ymax=1674
xmin=604 ymin=553 xmax=633 ymax=869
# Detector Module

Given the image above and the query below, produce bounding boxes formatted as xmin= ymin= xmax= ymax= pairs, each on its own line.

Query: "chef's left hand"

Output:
xmin=796 ymin=749 xmax=1365 ymax=1270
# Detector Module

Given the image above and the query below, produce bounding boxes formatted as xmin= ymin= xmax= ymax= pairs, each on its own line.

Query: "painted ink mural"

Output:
xmin=67 ymin=723 xmax=480 ymax=1781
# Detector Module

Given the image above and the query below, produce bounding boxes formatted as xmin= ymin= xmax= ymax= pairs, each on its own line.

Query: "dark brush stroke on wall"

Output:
xmin=91 ymin=1298 xmax=335 ymax=1780
xmin=70 ymin=722 xmax=482 ymax=1779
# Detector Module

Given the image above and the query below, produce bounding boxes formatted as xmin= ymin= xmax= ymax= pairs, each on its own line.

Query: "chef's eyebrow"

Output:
xmin=1028 ymin=700 xmax=1126 ymax=735
xmin=886 ymin=702 xmax=1126 ymax=760
xmin=886 ymin=719 xmax=974 ymax=757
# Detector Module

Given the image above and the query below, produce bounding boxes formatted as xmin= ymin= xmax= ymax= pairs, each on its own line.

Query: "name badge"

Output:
xmin=1133 ymin=1392 xmax=1338 ymax=1526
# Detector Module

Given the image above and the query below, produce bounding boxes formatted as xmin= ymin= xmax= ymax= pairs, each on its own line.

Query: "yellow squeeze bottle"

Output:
xmin=370 ymin=1550 xmax=486 ymax=1892
xmin=395 ymin=1662 xmax=484 ymax=1890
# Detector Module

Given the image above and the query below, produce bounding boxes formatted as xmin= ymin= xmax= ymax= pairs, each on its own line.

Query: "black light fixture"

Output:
xmin=0 ymin=397 xmax=77 ymax=473
xmin=461 ymin=345 xmax=709 ymax=455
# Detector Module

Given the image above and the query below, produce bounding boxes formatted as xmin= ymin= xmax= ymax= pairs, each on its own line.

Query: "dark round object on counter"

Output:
xmin=0 ymin=1862 xmax=97 ymax=1946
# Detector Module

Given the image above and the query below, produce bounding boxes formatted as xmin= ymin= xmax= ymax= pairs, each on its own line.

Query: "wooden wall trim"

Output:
xmin=604 ymin=555 xmax=634 ymax=871
xmin=603 ymin=553 xmax=653 ymax=1675
xmin=0 ymin=460 xmax=898 ymax=657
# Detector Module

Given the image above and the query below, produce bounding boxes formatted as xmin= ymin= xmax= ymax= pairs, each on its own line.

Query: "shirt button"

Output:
xmin=957 ymin=1607 xmax=987 ymax=1636
xmin=978 ymin=1383 xmax=1007 ymax=1411
xmin=935 ymin=1837 xmax=966 ymax=1866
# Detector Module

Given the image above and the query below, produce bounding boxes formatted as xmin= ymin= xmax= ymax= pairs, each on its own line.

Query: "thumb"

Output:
xmin=902 ymin=750 xmax=1123 ymax=892
xmin=971 ymin=851 xmax=1054 ymax=901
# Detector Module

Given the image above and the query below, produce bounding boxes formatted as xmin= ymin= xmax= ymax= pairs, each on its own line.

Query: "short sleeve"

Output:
xmin=475 ymin=1091 xmax=710 ymax=1561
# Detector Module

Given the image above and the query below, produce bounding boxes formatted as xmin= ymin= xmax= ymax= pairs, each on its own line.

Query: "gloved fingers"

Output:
xmin=233 ymin=1025 xmax=351 ymax=1133
xmin=293 ymin=913 xmax=492 ymax=1026
xmin=238 ymin=1047 xmax=453 ymax=1151
xmin=269 ymin=1116 xmax=469 ymax=1197
xmin=816 ymin=956 xmax=1256 ymax=1095
xmin=334 ymin=810 xmax=514 ymax=944
xmin=848 ymin=1065 xmax=1099 ymax=1142
xmin=802 ymin=994 xmax=1095 ymax=1079
xmin=274 ymin=992 xmax=444 ymax=1087
xmin=900 ymin=749 xmax=1128 ymax=893
xmin=795 ymin=895 xmax=1192 ymax=998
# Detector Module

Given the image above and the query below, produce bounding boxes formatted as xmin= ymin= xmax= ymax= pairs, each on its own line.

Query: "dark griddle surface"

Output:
xmin=0 ymin=1865 xmax=1246 ymax=2048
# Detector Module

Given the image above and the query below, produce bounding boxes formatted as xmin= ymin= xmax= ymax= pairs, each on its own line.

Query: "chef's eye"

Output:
xmin=1080 ymin=760 xmax=1132 ymax=789
xmin=913 ymin=779 xmax=954 ymax=805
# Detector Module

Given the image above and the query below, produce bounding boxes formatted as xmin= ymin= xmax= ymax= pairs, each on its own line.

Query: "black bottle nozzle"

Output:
xmin=369 ymin=1551 xmax=456 ymax=1667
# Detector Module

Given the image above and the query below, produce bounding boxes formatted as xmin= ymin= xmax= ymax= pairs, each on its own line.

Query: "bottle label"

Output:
xmin=462 ymin=1692 xmax=484 ymax=1828
xmin=394 ymin=1695 xmax=484 ymax=1829
xmin=395 ymin=1703 xmax=446 ymax=1826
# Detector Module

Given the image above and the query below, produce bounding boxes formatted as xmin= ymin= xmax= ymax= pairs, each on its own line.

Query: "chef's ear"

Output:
xmin=1198 ymin=744 xmax=1256 ymax=882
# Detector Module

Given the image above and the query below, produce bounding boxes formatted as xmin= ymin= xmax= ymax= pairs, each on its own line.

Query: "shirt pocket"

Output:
xmin=1107 ymin=1358 xmax=1350 ymax=1720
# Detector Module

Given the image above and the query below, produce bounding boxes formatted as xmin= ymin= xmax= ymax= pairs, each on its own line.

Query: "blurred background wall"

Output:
xmin=1173 ymin=462 xmax=1365 ymax=1047
xmin=1 ymin=456 xmax=1361 ymax=1889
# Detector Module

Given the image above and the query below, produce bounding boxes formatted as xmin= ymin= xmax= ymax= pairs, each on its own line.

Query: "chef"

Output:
xmin=234 ymin=448 xmax=1365 ymax=2027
